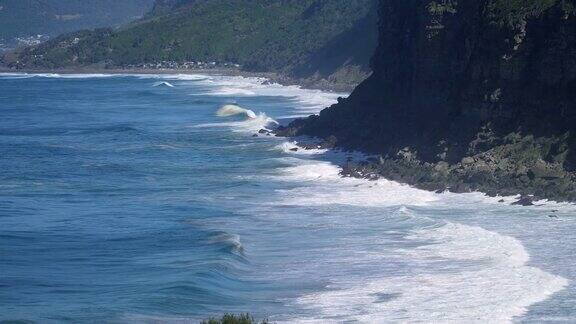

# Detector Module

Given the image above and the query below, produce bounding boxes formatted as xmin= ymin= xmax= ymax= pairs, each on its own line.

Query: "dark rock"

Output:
xmin=512 ymin=196 xmax=536 ymax=206
xmin=276 ymin=0 xmax=576 ymax=203
xmin=290 ymin=148 xmax=299 ymax=152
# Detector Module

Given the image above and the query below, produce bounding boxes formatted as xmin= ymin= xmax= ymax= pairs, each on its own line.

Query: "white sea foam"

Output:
xmin=211 ymin=87 xmax=257 ymax=96
xmin=153 ymin=81 xmax=175 ymax=88
xmin=216 ymin=104 xmax=257 ymax=119
xmin=191 ymin=103 xmax=280 ymax=133
xmin=185 ymin=72 xmax=571 ymax=322
xmin=178 ymin=72 xmax=571 ymax=321
xmin=186 ymin=75 xmax=344 ymax=116
xmin=1 ymin=73 xmax=342 ymax=117
xmin=209 ymin=232 xmax=244 ymax=254
xmin=0 ymin=73 xmax=115 ymax=79
xmin=273 ymin=141 xmax=328 ymax=155
xmin=135 ymin=73 xmax=209 ymax=81
xmin=0 ymin=73 xmax=35 ymax=79
xmin=294 ymin=221 xmax=568 ymax=323
xmin=193 ymin=113 xmax=278 ymax=133
xmin=269 ymin=155 xmax=570 ymax=322
xmin=272 ymin=159 xmax=438 ymax=207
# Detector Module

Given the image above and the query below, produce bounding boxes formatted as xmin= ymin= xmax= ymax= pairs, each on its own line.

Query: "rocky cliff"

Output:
xmin=280 ymin=0 xmax=576 ymax=202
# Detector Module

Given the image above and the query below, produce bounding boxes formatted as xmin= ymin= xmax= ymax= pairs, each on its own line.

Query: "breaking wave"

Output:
xmin=153 ymin=81 xmax=175 ymax=88
xmin=192 ymin=104 xmax=278 ymax=133
xmin=269 ymin=155 xmax=570 ymax=322
xmin=294 ymin=220 xmax=568 ymax=323
xmin=216 ymin=104 xmax=257 ymax=119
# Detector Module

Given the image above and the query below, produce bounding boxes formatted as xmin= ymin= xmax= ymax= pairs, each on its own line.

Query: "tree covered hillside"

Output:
xmin=0 ymin=0 xmax=154 ymax=47
xmin=8 ymin=0 xmax=378 ymax=87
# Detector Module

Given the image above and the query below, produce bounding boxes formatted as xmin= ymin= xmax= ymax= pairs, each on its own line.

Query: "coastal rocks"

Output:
xmin=279 ymin=0 xmax=576 ymax=203
xmin=259 ymin=129 xmax=272 ymax=136
xmin=512 ymin=195 xmax=536 ymax=206
xmin=337 ymin=147 xmax=576 ymax=202
xmin=253 ymin=129 xmax=273 ymax=137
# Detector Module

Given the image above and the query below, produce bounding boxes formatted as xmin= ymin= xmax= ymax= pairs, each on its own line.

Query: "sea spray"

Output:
xmin=217 ymin=104 xmax=257 ymax=119
xmin=153 ymin=81 xmax=175 ymax=88
xmin=267 ymin=157 xmax=570 ymax=322
xmin=191 ymin=104 xmax=280 ymax=133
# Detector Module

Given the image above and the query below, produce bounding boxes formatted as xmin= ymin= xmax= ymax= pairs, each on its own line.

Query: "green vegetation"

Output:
xmin=427 ymin=1 xmax=458 ymax=15
xmin=147 ymin=0 xmax=196 ymax=16
xmin=9 ymin=0 xmax=378 ymax=85
xmin=0 ymin=0 xmax=154 ymax=44
xmin=201 ymin=314 xmax=268 ymax=324
xmin=487 ymin=0 xmax=561 ymax=25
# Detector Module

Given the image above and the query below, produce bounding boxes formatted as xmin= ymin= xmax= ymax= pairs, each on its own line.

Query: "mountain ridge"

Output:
xmin=4 ymin=0 xmax=378 ymax=90
xmin=0 ymin=0 xmax=154 ymax=50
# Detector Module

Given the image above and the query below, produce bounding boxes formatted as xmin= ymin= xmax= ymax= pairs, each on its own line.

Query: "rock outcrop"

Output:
xmin=279 ymin=0 xmax=576 ymax=201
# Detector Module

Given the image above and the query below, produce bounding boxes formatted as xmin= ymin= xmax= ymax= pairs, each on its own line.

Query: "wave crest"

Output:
xmin=216 ymin=104 xmax=257 ymax=119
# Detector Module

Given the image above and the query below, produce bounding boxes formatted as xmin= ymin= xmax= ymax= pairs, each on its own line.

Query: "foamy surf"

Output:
xmin=267 ymin=155 xmax=570 ymax=322
xmin=190 ymin=104 xmax=278 ymax=134
xmin=294 ymin=221 xmax=568 ymax=323
xmin=193 ymin=115 xmax=277 ymax=133
xmin=181 ymin=74 xmax=345 ymax=116
xmin=0 ymin=73 xmax=116 ymax=79
xmin=216 ymin=104 xmax=257 ymax=119
xmin=271 ymin=159 xmax=438 ymax=207
xmin=153 ymin=81 xmax=175 ymax=88
xmin=134 ymin=73 xmax=209 ymax=81
xmin=159 ymin=72 xmax=572 ymax=321
xmin=274 ymin=142 xmax=328 ymax=155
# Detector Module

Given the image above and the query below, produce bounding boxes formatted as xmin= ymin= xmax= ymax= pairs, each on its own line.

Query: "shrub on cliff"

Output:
xmin=202 ymin=313 xmax=269 ymax=324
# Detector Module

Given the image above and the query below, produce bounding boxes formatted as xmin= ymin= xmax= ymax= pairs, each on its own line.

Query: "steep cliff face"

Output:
xmin=285 ymin=0 xmax=576 ymax=201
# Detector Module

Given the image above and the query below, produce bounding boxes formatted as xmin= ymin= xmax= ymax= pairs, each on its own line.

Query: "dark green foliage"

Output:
xmin=201 ymin=314 xmax=268 ymax=324
xmin=0 ymin=0 xmax=154 ymax=41
xmin=487 ymin=0 xmax=560 ymax=25
xmin=147 ymin=0 xmax=196 ymax=16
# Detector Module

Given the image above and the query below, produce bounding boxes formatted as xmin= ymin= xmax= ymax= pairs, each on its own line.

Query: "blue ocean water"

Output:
xmin=0 ymin=73 xmax=575 ymax=323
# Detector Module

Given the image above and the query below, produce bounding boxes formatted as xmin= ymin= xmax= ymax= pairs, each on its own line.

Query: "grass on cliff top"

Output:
xmin=201 ymin=314 xmax=269 ymax=324
xmin=487 ymin=0 xmax=567 ymax=25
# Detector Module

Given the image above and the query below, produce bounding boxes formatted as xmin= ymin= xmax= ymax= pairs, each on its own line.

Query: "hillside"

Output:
xmin=279 ymin=0 xmax=576 ymax=202
xmin=147 ymin=0 xmax=196 ymax=16
xmin=5 ymin=0 xmax=378 ymax=89
xmin=0 ymin=0 xmax=154 ymax=50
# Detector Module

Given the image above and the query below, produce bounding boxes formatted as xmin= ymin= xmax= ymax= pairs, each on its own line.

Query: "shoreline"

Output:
xmin=2 ymin=66 xmax=565 ymax=318
xmin=274 ymin=134 xmax=576 ymax=206
xmin=3 ymin=67 xmax=572 ymax=205
xmin=272 ymin=138 xmax=571 ymax=322
xmin=0 ymin=66 xmax=357 ymax=93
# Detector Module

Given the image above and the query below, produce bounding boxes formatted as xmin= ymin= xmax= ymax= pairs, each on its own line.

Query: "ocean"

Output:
xmin=0 ymin=73 xmax=575 ymax=323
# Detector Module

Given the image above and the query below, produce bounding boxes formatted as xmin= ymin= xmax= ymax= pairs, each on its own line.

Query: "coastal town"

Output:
xmin=0 ymin=35 xmax=49 ymax=53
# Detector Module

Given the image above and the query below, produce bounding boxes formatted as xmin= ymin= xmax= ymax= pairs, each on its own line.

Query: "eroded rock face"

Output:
xmin=285 ymin=0 xmax=576 ymax=201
